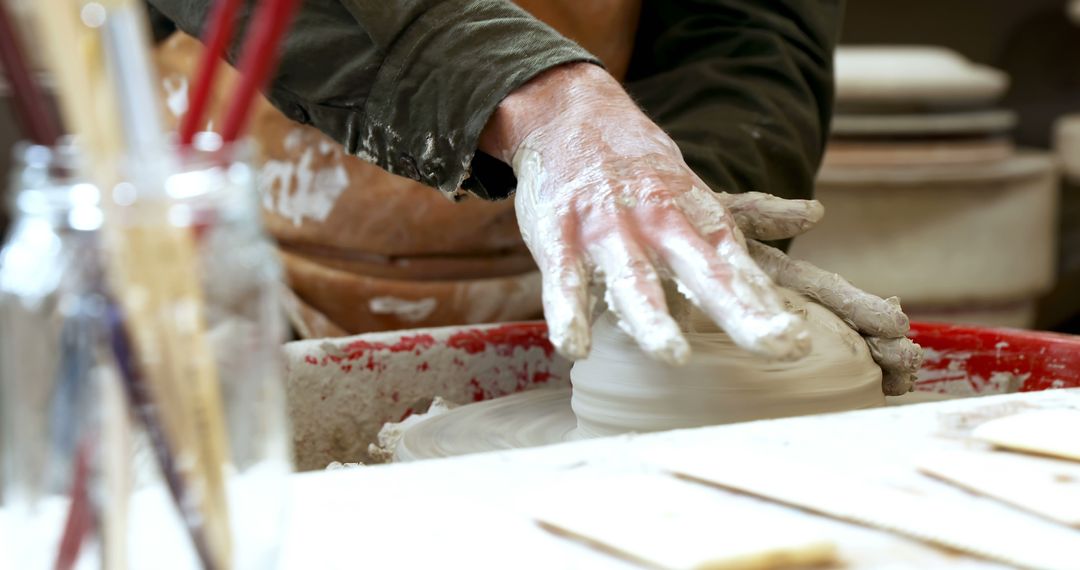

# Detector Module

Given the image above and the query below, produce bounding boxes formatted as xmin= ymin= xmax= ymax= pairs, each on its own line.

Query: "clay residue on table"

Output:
xmin=935 ymin=401 xmax=1041 ymax=440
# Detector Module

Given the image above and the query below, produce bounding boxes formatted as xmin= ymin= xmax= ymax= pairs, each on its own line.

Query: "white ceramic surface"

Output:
xmin=835 ymin=46 xmax=1009 ymax=106
xmin=791 ymin=152 xmax=1058 ymax=307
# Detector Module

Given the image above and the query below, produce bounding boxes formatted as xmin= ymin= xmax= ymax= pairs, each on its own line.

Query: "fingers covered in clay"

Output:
xmin=867 ymin=337 xmax=924 ymax=395
xmin=748 ymin=240 xmax=910 ymax=338
xmin=745 ymin=240 xmax=924 ymax=395
xmin=503 ymin=66 xmax=814 ymax=364
xmin=720 ymin=191 xmax=825 ymax=241
xmin=654 ymin=212 xmax=810 ymax=361
xmin=866 ymin=336 xmax=924 ymax=373
xmin=591 ymin=233 xmax=690 ymax=365
xmin=514 ymin=184 xmax=592 ymax=359
xmin=880 ymin=370 xmax=916 ymax=396
xmin=537 ymin=248 xmax=592 ymax=360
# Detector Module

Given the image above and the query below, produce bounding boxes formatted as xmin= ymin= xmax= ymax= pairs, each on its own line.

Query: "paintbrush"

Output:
xmin=105 ymin=300 xmax=221 ymax=568
xmin=50 ymin=294 xmax=99 ymax=570
xmin=0 ymin=1 xmax=61 ymax=145
xmin=179 ymin=0 xmax=243 ymax=145
xmin=96 ymin=1 xmax=234 ymax=567
xmin=220 ymin=0 xmax=302 ymax=142
xmin=54 ymin=439 xmax=94 ymax=570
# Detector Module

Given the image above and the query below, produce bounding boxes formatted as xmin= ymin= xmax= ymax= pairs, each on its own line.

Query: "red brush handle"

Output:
xmin=0 ymin=3 xmax=61 ymax=145
xmin=220 ymin=0 xmax=301 ymax=142
xmin=179 ymin=0 xmax=244 ymax=145
xmin=53 ymin=440 xmax=93 ymax=570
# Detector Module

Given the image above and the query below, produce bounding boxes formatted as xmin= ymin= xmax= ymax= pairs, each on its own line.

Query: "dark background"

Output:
xmin=841 ymin=0 xmax=1080 ymax=331
xmin=841 ymin=0 xmax=1080 ymax=149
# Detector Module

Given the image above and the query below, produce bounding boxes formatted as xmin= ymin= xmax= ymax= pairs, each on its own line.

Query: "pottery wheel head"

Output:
xmin=393 ymin=288 xmax=883 ymax=461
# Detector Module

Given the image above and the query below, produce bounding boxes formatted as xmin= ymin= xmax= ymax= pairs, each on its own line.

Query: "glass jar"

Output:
xmin=0 ymin=140 xmax=292 ymax=569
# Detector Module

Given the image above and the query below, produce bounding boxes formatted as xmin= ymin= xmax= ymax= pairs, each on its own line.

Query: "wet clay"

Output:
xmin=572 ymin=288 xmax=884 ymax=438
xmin=391 ymin=288 xmax=883 ymax=461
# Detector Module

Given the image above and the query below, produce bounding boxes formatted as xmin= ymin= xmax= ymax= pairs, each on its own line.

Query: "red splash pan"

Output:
xmin=909 ymin=322 xmax=1080 ymax=395
xmin=283 ymin=321 xmax=1080 ymax=469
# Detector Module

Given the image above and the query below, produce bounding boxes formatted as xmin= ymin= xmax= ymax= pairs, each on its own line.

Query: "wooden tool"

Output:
xmin=919 ymin=449 xmax=1080 ymax=528
xmin=530 ymin=474 xmax=838 ymax=570
xmin=972 ymin=409 xmax=1080 ymax=462
xmin=657 ymin=449 xmax=1080 ymax=570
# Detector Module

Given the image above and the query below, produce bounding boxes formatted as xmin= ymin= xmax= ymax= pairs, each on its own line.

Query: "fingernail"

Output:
xmin=867 ymin=337 xmax=924 ymax=370
xmin=906 ymin=340 xmax=925 ymax=369
xmin=649 ymin=333 xmax=691 ymax=366
xmin=628 ymin=314 xmax=691 ymax=365
xmin=553 ymin=316 xmax=591 ymax=360
xmin=891 ymin=310 xmax=910 ymax=335
xmin=882 ymin=370 xmax=916 ymax=396
xmin=878 ymin=296 xmax=909 ymax=335
xmin=742 ymin=312 xmax=812 ymax=361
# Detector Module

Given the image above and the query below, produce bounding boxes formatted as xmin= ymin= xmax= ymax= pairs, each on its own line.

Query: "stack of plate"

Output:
xmin=791 ymin=46 xmax=1059 ymax=328
xmin=1041 ymin=116 xmax=1080 ymax=327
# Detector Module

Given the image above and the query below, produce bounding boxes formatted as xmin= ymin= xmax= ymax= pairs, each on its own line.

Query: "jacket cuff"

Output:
xmin=351 ymin=0 xmax=600 ymax=200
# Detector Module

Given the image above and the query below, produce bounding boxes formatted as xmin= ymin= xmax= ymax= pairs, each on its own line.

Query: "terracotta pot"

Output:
xmin=281 ymin=250 xmax=543 ymax=334
xmin=151 ymin=0 xmax=643 ymax=337
xmin=154 ymin=34 xmax=536 ymax=336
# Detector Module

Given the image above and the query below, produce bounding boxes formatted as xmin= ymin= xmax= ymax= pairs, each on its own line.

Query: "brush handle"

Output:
xmin=53 ymin=440 xmax=93 ymax=570
xmin=101 ymin=3 xmax=170 ymax=163
xmin=0 ymin=2 xmax=60 ymax=145
xmin=180 ymin=0 xmax=244 ymax=145
xmin=107 ymin=302 xmax=220 ymax=570
xmin=220 ymin=0 xmax=301 ymax=142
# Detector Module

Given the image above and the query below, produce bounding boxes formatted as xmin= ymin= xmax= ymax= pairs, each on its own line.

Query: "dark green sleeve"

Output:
xmin=626 ymin=0 xmax=842 ymax=201
xmin=145 ymin=0 xmax=600 ymax=200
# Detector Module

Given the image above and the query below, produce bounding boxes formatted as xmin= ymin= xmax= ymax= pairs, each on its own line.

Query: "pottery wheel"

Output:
xmin=392 ymin=289 xmax=886 ymax=462
xmin=393 ymin=387 xmax=578 ymax=462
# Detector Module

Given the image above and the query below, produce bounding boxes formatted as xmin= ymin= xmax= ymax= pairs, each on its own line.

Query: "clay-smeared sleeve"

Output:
xmin=626 ymin=0 xmax=842 ymax=202
xmin=145 ymin=0 xmax=600 ymax=199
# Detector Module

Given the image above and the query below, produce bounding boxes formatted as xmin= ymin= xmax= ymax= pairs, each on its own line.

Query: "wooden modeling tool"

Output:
xmin=657 ymin=450 xmax=1080 ymax=570
xmin=919 ymin=449 xmax=1080 ymax=528
xmin=972 ymin=409 xmax=1080 ymax=462
xmin=530 ymin=474 xmax=838 ymax=570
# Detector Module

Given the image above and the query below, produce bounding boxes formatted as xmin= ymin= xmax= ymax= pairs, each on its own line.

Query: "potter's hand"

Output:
xmin=730 ymin=192 xmax=924 ymax=395
xmin=479 ymin=63 xmax=809 ymax=365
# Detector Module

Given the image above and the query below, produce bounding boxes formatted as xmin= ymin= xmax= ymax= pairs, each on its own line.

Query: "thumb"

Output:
xmin=718 ymin=191 xmax=825 ymax=241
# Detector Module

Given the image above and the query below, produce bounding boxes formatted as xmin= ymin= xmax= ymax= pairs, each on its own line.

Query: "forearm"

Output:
xmin=145 ymin=0 xmax=599 ymax=199
xmin=478 ymin=63 xmax=617 ymax=163
xmin=628 ymin=0 xmax=842 ymax=201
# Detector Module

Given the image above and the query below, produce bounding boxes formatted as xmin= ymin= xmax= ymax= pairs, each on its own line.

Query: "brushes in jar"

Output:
xmin=29 ymin=0 xmax=232 ymax=568
xmin=28 ymin=0 xmax=302 ymax=565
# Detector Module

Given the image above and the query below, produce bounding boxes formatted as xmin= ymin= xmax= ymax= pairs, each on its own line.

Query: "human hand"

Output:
xmin=480 ymin=63 xmax=922 ymax=393
xmin=728 ymin=191 xmax=923 ymax=395
xmin=480 ymin=63 xmax=810 ymax=365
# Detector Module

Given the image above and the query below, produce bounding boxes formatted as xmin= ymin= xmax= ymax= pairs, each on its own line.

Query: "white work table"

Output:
xmin=280 ymin=388 xmax=1080 ymax=569
xmin=5 ymin=389 xmax=1075 ymax=568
